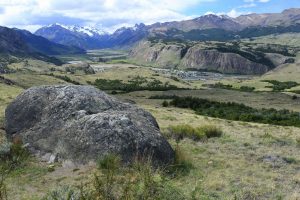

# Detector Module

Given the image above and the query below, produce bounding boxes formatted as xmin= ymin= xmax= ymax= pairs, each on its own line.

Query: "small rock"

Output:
xmin=62 ymin=160 xmax=76 ymax=169
xmin=48 ymin=154 xmax=58 ymax=164
xmin=41 ymin=153 xmax=51 ymax=162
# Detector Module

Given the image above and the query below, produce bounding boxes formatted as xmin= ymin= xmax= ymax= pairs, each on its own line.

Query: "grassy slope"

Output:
xmin=139 ymin=100 xmax=300 ymax=199
xmin=242 ymin=33 xmax=300 ymax=48
xmin=0 ymin=83 xmax=23 ymax=124
xmin=3 ymin=95 xmax=300 ymax=199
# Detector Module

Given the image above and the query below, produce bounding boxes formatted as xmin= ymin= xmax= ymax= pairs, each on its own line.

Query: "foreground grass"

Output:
xmin=1 ymin=95 xmax=299 ymax=199
xmin=0 ymin=83 xmax=23 ymax=126
xmin=145 ymin=105 xmax=300 ymax=199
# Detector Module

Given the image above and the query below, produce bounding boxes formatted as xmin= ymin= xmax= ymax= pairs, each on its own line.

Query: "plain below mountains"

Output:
xmin=35 ymin=8 xmax=300 ymax=50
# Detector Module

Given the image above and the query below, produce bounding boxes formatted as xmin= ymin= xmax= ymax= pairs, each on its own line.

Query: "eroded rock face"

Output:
xmin=5 ymin=85 xmax=174 ymax=165
xmin=181 ymin=48 xmax=269 ymax=75
xmin=129 ymin=41 xmax=271 ymax=75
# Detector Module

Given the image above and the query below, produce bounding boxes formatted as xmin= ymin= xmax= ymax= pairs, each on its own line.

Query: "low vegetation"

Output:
xmin=262 ymin=80 xmax=299 ymax=91
xmin=169 ymin=96 xmax=300 ymax=127
xmin=43 ymin=154 xmax=187 ymax=200
xmin=47 ymin=73 xmax=81 ymax=85
xmin=166 ymin=124 xmax=222 ymax=142
xmin=89 ymin=76 xmax=181 ymax=93
xmin=209 ymin=82 xmax=256 ymax=92
xmin=0 ymin=141 xmax=30 ymax=200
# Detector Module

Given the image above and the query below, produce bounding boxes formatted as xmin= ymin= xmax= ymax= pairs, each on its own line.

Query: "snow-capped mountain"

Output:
xmin=35 ymin=24 xmax=110 ymax=49
xmin=34 ymin=8 xmax=300 ymax=50
xmin=47 ymin=23 xmax=108 ymax=37
xmin=35 ymin=23 xmax=148 ymax=49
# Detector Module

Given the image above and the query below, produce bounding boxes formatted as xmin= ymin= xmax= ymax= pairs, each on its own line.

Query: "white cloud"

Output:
xmin=226 ymin=9 xmax=244 ymax=18
xmin=258 ymin=0 xmax=270 ymax=2
xmin=205 ymin=9 xmax=250 ymax=18
xmin=0 ymin=0 xmax=216 ymax=32
xmin=239 ymin=3 xmax=256 ymax=8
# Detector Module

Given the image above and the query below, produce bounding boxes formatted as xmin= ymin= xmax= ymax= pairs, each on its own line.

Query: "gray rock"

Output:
xmin=48 ymin=154 xmax=58 ymax=164
xmin=5 ymin=85 xmax=174 ymax=165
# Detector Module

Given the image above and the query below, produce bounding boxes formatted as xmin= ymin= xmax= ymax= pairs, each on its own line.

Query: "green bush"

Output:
xmin=48 ymin=73 xmax=81 ymax=85
xmin=210 ymin=83 xmax=255 ymax=92
xmin=97 ymin=154 xmax=121 ymax=171
xmin=240 ymin=86 xmax=255 ymax=92
xmin=168 ymin=124 xmax=222 ymax=142
xmin=262 ymin=80 xmax=299 ymax=91
xmin=0 ymin=142 xmax=29 ymax=170
xmin=162 ymin=100 xmax=169 ymax=107
xmin=200 ymin=125 xmax=223 ymax=138
xmin=91 ymin=76 xmax=181 ymax=93
xmin=170 ymin=96 xmax=300 ymax=127
xmin=42 ymin=185 xmax=79 ymax=200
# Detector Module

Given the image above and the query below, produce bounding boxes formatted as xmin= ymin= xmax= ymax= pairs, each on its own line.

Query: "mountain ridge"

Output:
xmin=34 ymin=8 xmax=300 ymax=50
xmin=0 ymin=26 xmax=85 ymax=67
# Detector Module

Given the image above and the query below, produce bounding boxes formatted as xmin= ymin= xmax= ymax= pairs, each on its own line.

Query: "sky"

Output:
xmin=0 ymin=0 xmax=299 ymax=33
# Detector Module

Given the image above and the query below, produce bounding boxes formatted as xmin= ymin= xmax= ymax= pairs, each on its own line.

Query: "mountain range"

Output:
xmin=35 ymin=8 xmax=300 ymax=50
xmin=0 ymin=26 xmax=85 ymax=65
xmin=1 ymin=8 xmax=300 ymax=74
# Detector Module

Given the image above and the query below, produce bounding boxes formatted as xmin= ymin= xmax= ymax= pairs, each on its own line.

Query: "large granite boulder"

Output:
xmin=5 ymin=85 xmax=174 ymax=165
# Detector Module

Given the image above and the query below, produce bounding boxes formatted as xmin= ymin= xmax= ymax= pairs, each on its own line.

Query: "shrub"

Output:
xmin=0 ymin=170 xmax=7 ymax=200
xmin=262 ymin=80 xmax=299 ymax=91
xmin=44 ymin=153 xmax=189 ymax=200
xmin=91 ymin=76 xmax=181 ymax=93
xmin=170 ymin=96 xmax=300 ymax=127
xmin=168 ymin=124 xmax=222 ymax=142
xmin=168 ymin=145 xmax=193 ymax=175
xmin=0 ymin=142 xmax=29 ymax=200
xmin=48 ymin=73 xmax=81 ymax=85
xmin=42 ymin=185 xmax=79 ymax=200
xmin=283 ymin=157 xmax=298 ymax=164
xmin=97 ymin=154 xmax=121 ymax=171
xmin=149 ymin=95 xmax=177 ymax=99
xmin=200 ymin=125 xmax=223 ymax=138
xmin=209 ymin=83 xmax=255 ymax=92
xmin=240 ymin=86 xmax=255 ymax=92
xmin=0 ymin=142 xmax=29 ymax=170
xmin=162 ymin=100 xmax=169 ymax=107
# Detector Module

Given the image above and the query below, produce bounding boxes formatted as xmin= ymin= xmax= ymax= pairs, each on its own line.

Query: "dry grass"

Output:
xmin=137 ymin=101 xmax=300 ymax=199
xmin=1 ymin=53 xmax=300 ymax=199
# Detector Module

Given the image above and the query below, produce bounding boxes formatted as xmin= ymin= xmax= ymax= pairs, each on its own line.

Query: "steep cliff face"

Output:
xmin=129 ymin=41 xmax=185 ymax=68
xmin=180 ymin=46 xmax=269 ymax=74
xmin=129 ymin=41 xmax=271 ymax=75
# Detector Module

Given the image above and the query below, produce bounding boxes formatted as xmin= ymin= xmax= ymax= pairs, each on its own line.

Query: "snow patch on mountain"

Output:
xmin=48 ymin=23 xmax=108 ymax=36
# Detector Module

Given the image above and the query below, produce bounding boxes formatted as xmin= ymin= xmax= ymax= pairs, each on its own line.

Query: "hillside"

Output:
xmin=0 ymin=26 xmax=88 ymax=69
xmin=129 ymin=40 xmax=294 ymax=75
xmin=15 ymin=29 xmax=85 ymax=55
